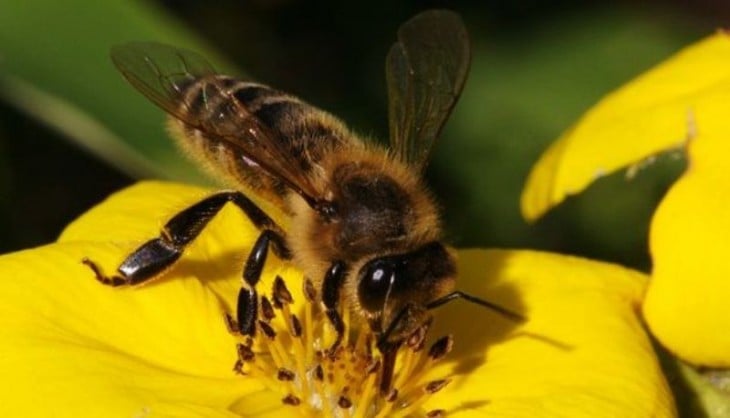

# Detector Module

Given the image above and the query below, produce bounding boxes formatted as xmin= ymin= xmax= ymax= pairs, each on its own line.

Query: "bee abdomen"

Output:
xmin=180 ymin=75 xmax=288 ymax=120
xmin=171 ymin=75 xmax=351 ymax=207
xmin=181 ymin=76 xmax=342 ymax=151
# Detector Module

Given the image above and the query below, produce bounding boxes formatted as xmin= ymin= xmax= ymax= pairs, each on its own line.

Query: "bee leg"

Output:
xmin=321 ymin=261 xmax=347 ymax=354
xmin=236 ymin=229 xmax=288 ymax=336
xmin=378 ymin=341 xmax=401 ymax=394
xmin=376 ymin=303 xmax=415 ymax=350
xmin=82 ymin=238 xmax=182 ymax=287
xmin=82 ymin=191 xmax=289 ymax=287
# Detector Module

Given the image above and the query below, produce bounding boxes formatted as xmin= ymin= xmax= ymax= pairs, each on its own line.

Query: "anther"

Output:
xmin=427 ymin=409 xmax=446 ymax=418
xmin=237 ymin=342 xmax=255 ymax=362
xmin=365 ymin=359 xmax=381 ymax=375
xmin=233 ymin=359 xmax=244 ymax=374
xmin=282 ymin=394 xmax=301 ymax=406
xmin=386 ymin=388 xmax=398 ymax=402
xmin=428 ymin=335 xmax=454 ymax=361
xmin=303 ymin=278 xmax=317 ymax=301
xmin=290 ymin=314 xmax=302 ymax=337
xmin=258 ymin=320 xmax=277 ymax=339
xmin=224 ymin=313 xmax=239 ymax=334
xmin=425 ymin=379 xmax=451 ymax=394
xmin=260 ymin=296 xmax=275 ymax=321
xmin=407 ymin=324 xmax=428 ymax=351
xmin=272 ymin=275 xmax=293 ymax=307
xmin=277 ymin=368 xmax=296 ymax=381
xmin=338 ymin=396 xmax=353 ymax=409
xmin=314 ymin=364 xmax=324 ymax=381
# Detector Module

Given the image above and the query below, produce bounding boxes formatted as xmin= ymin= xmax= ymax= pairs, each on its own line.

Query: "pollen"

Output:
xmin=227 ymin=276 xmax=453 ymax=418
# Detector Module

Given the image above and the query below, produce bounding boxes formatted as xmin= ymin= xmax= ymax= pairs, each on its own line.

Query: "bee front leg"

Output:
xmin=82 ymin=191 xmax=288 ymax=287
xmin=321 ymin=261 xmax=347 ymax=354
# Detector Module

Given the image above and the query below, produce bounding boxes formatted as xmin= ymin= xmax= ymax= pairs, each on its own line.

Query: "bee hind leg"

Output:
xmin=82 ymin=257 xmax=128 ymax=286
xmin=82 ymin=237 xmax=183 ymax=286
xmin=81 ymin=191 xmax=288 ymax=287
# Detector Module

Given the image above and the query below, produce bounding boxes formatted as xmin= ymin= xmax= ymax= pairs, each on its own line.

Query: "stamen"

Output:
xmin=283 ymin=394 xmax=301 ymax=406
xmin=224 ymin=313 xmax=239 ymax=334
xmin=272 ymin=275 xmax=293 ymax=307
xmin=236 ymin=342 xmax=255 ymax=362
xmin=303 ymin=278 xmax=317 ymax=301
xmin=228 ymin=277 xmax=454 ymax=417
xmin=428 ymin=335 xmax=453 ymax=361
xmin=425 ymin=379 xmax=451 ymax=394
xmin=261 ymin=296 xmax=275 ymax=322
xmin=258 ymin=320 xmax=277 ymax=339
xmin=290 ymin=314 xmax=303 ymax=337
xmin=338 ymin=396 xmax=353 ymax=409
xmin=385 ymin=389 xmax=398 ymax=403
xmin=277 ymin=368 xmax=296 ymax=381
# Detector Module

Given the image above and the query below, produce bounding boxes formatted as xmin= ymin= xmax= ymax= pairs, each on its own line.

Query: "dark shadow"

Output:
xmin=447 ymin=400 xmax=491 ymax=414
xmin=428 ymin=250 xmax=523 ymax=377
xmin=427 ymin=249 xmax=571 ymax=395
xmin=653 ymin=337 xmax=709 ymax=418
xmin=176 ymin=249 xmax=248 ymax=283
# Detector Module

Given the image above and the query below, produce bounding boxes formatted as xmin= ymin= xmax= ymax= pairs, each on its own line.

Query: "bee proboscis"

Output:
xmin=83 ymin=9 xmax=523 ymax=394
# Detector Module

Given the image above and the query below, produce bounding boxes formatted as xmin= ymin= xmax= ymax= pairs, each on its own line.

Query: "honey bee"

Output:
xmin=83 ymin=10 xmax=522 ymax=393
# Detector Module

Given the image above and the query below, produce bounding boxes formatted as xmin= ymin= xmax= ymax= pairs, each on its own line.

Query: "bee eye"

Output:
xmin=357 ymin=259 xmax=395 ymax=312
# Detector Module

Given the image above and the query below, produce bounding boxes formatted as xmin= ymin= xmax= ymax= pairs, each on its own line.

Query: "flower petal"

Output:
xmin=0 ymin=241 xmax=299 ymax=417
xmin=0 ymin=182 xmax=301 ymax=416
xmin=2 ymin=182 xmax=674 ymax=416
xmin=58 ymin=180 xmax=294 ymax=317
xmin=59 ymin=181 xmax=215 ymax=243
xmin=59 ymin=181 xmax=288 ymax=244
xmin=643 ymin=129 xmax=730 ymax=366
xmin=521 ymin=32 xmax=730 ymax=221
xmin=422 ymin=250 xmax=675 ymax=417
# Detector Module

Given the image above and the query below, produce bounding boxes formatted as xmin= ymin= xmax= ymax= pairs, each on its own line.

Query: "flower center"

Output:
xmin=227 ymin=276 xmax=452 ymax=418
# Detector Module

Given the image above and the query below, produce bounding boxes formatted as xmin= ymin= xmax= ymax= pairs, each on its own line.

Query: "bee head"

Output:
xmin=356 ymin=242 xmax=456 ymax=344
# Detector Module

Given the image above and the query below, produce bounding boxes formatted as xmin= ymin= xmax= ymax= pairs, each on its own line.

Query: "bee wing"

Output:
xmin=386 ymin=10 xmax=471 ymax=171
xmin=111 ymin=42 xmax=323 ymax=205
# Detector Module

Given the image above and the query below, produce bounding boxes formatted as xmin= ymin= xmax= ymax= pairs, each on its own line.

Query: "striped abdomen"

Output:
xmin=169 ymin=75 xmax=352 ymax=210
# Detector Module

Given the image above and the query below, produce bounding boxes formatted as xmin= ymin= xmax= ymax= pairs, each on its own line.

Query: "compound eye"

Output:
xmin=357 ymin=258 xmax=395 ymax=312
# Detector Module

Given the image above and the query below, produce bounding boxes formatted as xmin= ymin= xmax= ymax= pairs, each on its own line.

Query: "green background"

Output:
xmin=0 ymin=0 xmax=714 ymax=269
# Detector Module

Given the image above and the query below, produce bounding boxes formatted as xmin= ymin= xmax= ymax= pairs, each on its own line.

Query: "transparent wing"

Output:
xmin=111 ymin=42 xmax=323 ymax=205
xmin=386 ymin=10 xmax=471 ymax=170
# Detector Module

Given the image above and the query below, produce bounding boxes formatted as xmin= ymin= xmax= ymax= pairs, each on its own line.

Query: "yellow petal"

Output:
xmin=58 ymin=181 xmax=293 ymax=315
xmin=0 ymin=182 xmax=300 ymax=416
xmin=1 ymin=182 xmax=674 ymax=416
xmin=59 ymin=181 xmax=216 ymax=243
xmin=521 ymin=32 xmax=730 ymax=221
xmin=643 ymin=128 xmax=730 ymax=366
xmin=0 ymin=242 xmax=298 ymax=417
xmin=423 ymin=250 xmax=675 ymax=417
xmin=59 ymin=180 xmax=288 ymax=244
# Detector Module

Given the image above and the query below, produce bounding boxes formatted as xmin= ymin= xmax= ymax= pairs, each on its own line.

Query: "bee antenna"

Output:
xmin=426 ymin=291 xmax=525 ymax=322
xmin=377 ymin=293 xmax=524 ymax=352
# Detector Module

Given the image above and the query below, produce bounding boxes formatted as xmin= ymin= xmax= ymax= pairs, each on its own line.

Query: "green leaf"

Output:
xmin=0 ymin=0 xmax=237 ymax=183
xmin=433 ymin=9 xmax=701 ymax=264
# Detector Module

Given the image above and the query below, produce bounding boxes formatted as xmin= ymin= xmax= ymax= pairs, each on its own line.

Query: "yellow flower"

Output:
xmin=0 ymin=181 xmax=673 ymax=417
xmin=521 ymin=33 xmax=730 ymax=366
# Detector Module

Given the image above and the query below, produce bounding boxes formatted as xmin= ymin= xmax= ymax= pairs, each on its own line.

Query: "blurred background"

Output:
xmin=0 ymin=0 xmax=724 ymax=269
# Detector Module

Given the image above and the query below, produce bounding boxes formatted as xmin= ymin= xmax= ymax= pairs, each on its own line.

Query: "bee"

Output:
xmin=83 ymin=10 xmax=522 ymax=393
